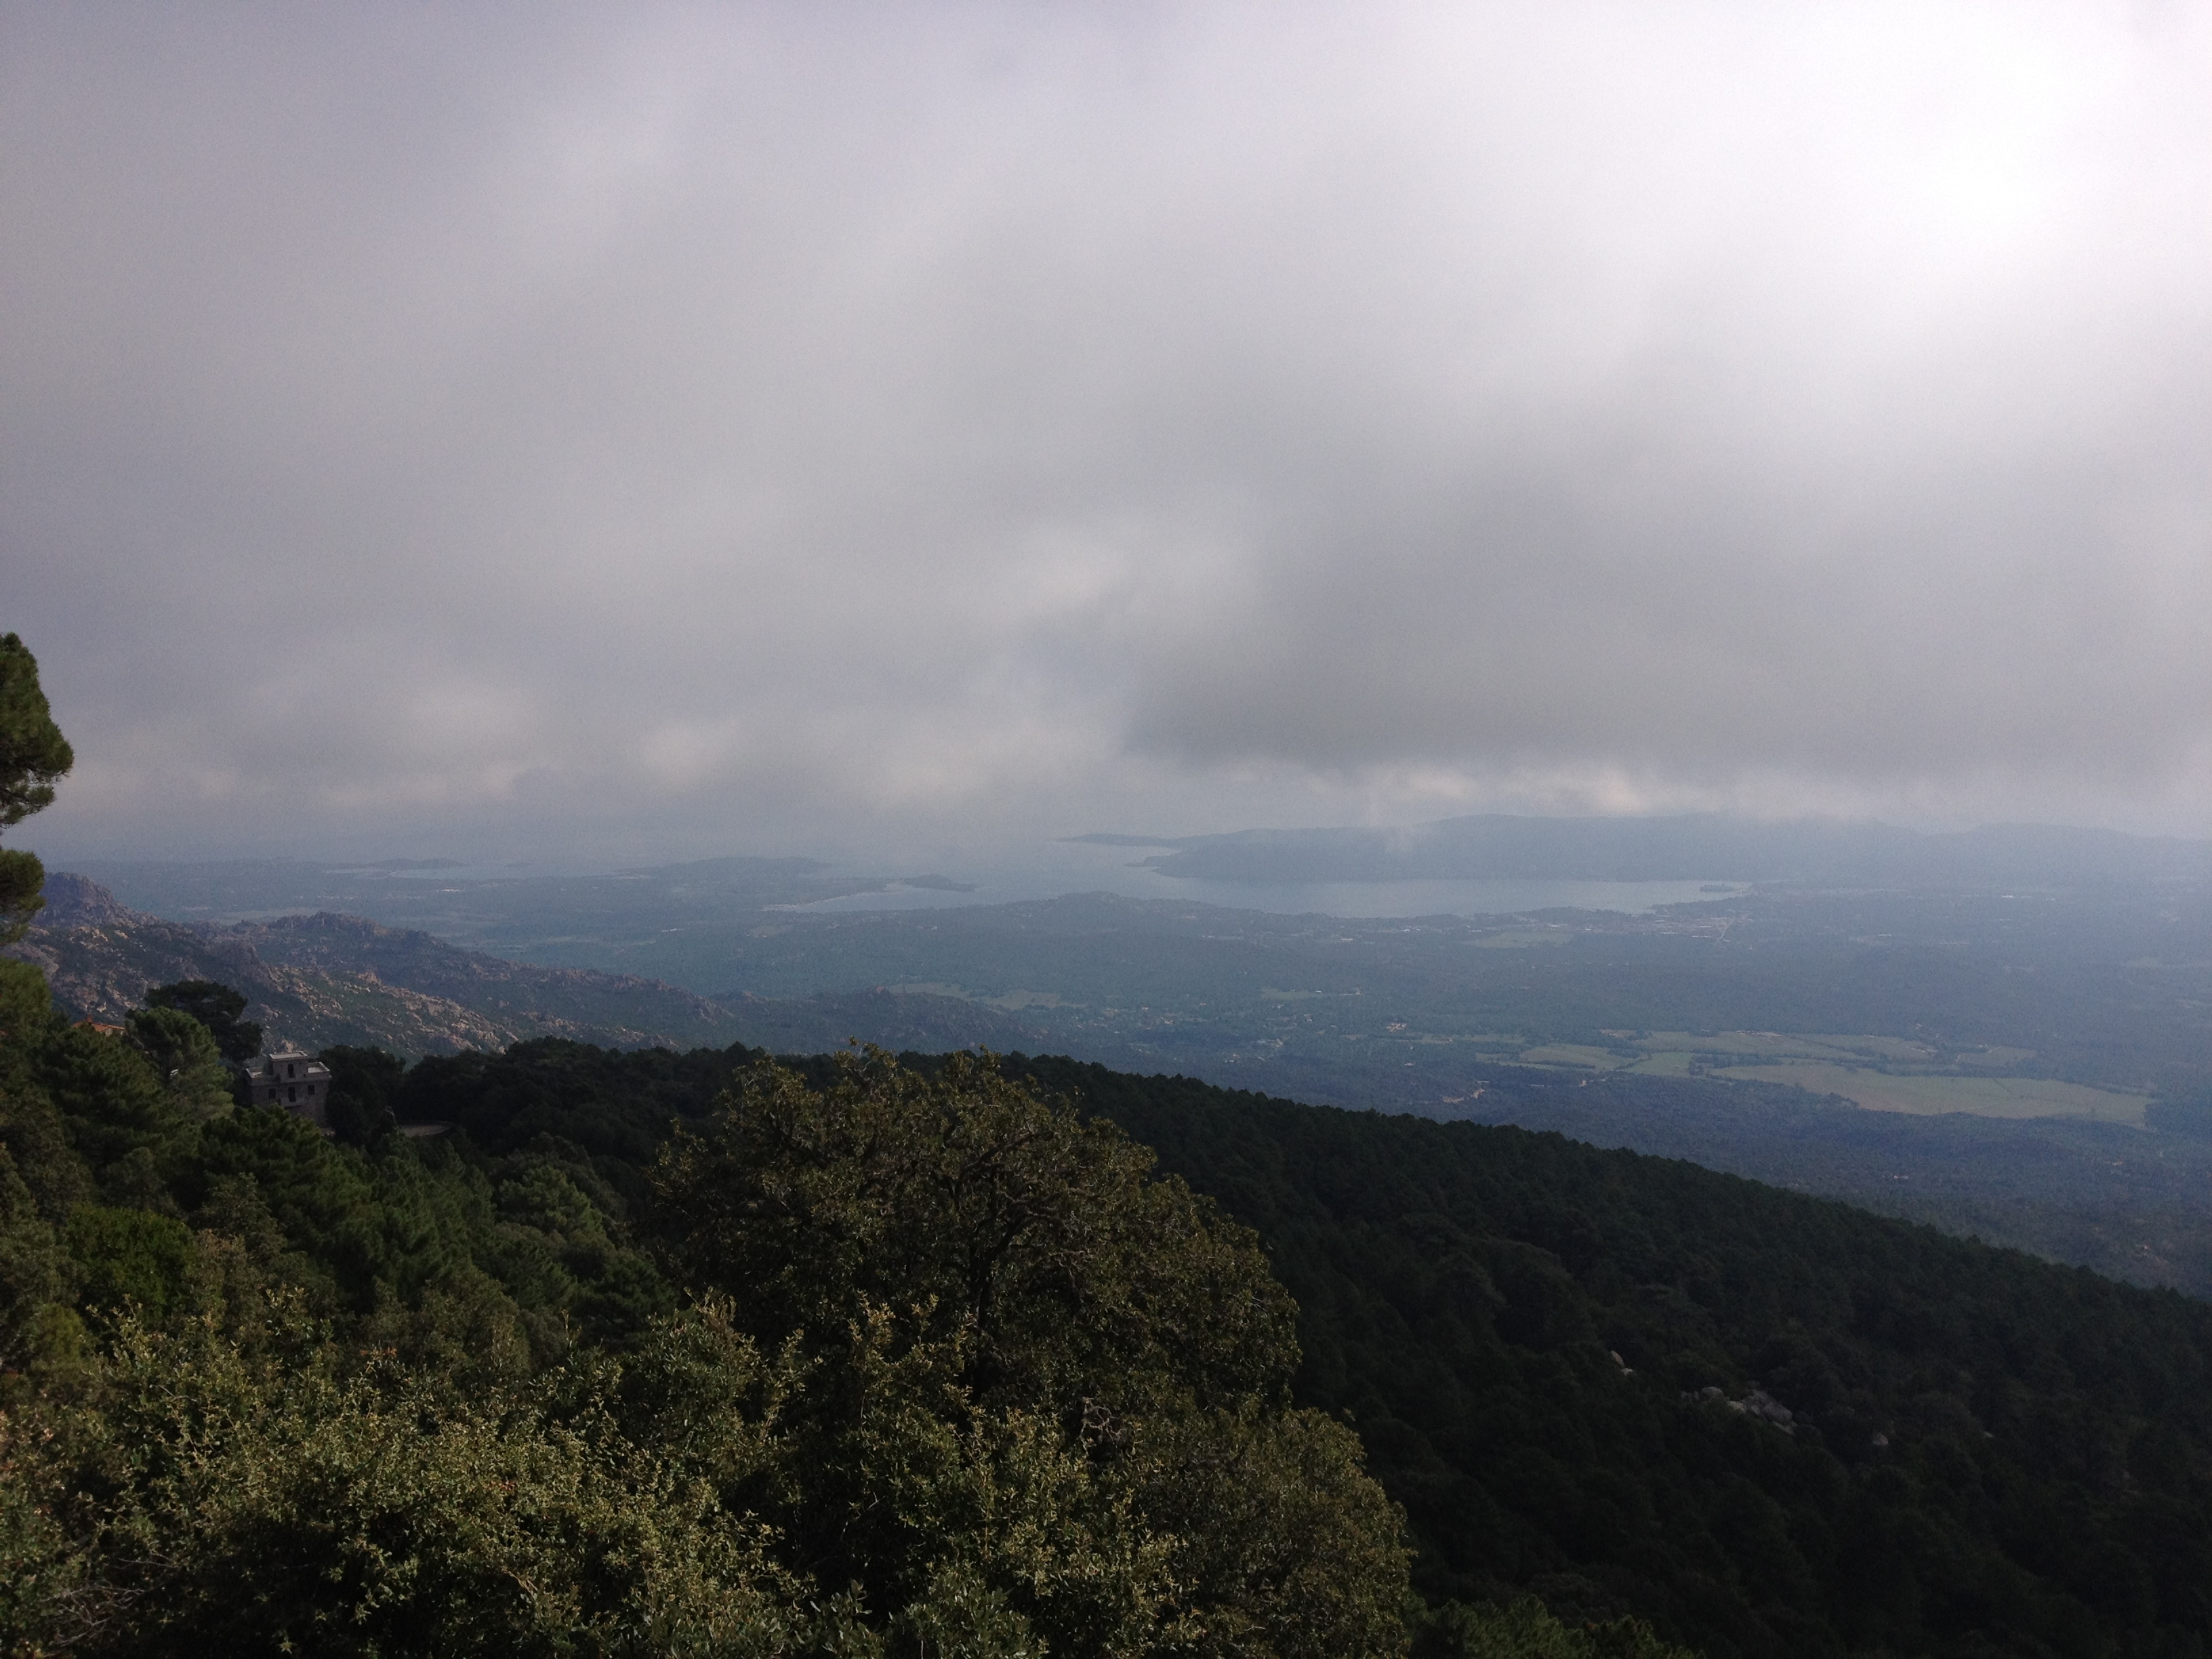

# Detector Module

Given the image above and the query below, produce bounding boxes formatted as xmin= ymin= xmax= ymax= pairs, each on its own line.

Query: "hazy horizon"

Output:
xmin=8 ymin=2 xmax=2211 ymax=865
xmin=20 ymin=777 xmax=2212 ymax=880
xmin=34 ymin=808 xmax=2211 ymax=914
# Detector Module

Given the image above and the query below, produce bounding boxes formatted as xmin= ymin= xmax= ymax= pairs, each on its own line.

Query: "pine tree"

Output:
xmin=0 ymin=634 xmax=73 ymax=943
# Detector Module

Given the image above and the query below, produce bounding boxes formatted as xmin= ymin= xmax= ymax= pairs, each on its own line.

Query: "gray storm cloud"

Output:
xmin=3 ymin=1 xmax=2209 ymax=858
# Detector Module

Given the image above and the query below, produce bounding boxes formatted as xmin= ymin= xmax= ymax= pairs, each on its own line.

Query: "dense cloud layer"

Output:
xmin=5 ymin=2 xmax=2209 ymax=860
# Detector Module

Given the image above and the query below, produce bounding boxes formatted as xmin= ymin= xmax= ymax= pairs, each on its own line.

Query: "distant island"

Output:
xmin=1077 ymin=812 xmax=2212 ymax=887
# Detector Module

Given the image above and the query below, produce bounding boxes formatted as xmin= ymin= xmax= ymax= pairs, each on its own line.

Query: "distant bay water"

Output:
xmin=783 ymin=839 xmax=1743 ymax=918
xmin=60 ymin=838 xmax=1746 ymax=935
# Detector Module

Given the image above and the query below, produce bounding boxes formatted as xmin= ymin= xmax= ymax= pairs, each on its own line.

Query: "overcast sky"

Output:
xmin=6 ymin=1 xmax=2211 ymax=865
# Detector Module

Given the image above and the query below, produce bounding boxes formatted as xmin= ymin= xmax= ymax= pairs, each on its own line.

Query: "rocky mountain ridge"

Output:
xmin=8 ymin=873 xmax=1042 ymax=1058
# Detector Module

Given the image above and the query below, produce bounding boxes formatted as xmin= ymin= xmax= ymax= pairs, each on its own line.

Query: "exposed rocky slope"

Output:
xmin=8 ymin=873 xmax=1041 ymax=1058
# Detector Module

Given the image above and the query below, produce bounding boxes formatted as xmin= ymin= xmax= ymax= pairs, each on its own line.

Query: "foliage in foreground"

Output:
xmin=1023 ymin=1057 xmax=2212 ymax=1659
xmin=1 ymin=1012 xmax=1414 ymax=1656
xmin=1415 ymin=1600 xmax=1697 ymax=1659
xmin=0 ymin=634 xmax=73 ymax=945
xmin=28 ymin=982 xmax=2212 ymax=1658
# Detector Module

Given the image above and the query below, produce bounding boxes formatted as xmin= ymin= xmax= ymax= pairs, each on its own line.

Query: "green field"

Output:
xmin=1715 ymin=1063 xmax=2149 ymax=1123
xmin=1509 ymin=1029 xmax=2153 ymax=1124
xmin=1517 ymin=1042 xmax=1633 ymax=1069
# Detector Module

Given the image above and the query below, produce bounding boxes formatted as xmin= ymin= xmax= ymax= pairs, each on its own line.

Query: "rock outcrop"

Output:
xmin=6 ymin=875 xmax=1046 ymax=1061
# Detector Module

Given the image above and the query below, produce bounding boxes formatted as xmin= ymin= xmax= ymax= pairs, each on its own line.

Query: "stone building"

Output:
xmin=244 ymin=1046 xmax=334 ymax=1128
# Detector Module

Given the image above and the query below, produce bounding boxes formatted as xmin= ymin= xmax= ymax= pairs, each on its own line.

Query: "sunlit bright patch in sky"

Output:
xmin=4 ymin=1 xmax=2211 ymax=863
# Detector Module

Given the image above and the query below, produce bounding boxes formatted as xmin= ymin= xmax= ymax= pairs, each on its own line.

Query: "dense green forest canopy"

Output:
xmin=1002 ymin=1059 xmax=2212 ymax=1658
xmin=3 ymin=970 xmax=1446 ymax=1656
xmin=10 ymin=980 xmax=2212 ymax=1656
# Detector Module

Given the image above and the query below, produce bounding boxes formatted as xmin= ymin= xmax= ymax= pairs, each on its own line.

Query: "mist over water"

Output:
xmin=784 ymin=838 xmax=1740 ymax=918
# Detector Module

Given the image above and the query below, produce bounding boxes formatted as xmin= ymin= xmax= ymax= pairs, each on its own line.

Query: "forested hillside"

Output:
xmin=12 ymin=950 xmax=2212 ymax=1655
xmin=1009 ymin=1059 xmax=2212 ymax=1658
xmin=25 ymin=874 xmax=2212 ymax=1303
xmin=3 ymin=975 xmax=1429 ymax=1656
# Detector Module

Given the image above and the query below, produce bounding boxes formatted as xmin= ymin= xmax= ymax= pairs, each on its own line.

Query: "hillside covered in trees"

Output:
xmin=1 ymin=975 xmax=1424 ymax=1656
xmin=1008 ymin=1058 xmax=2212 ymax=1656
xmin=7 ymin=983 xmax=2212 ymax=1654
xmin=25 ymin=871 xmax=2212 ymax=1305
